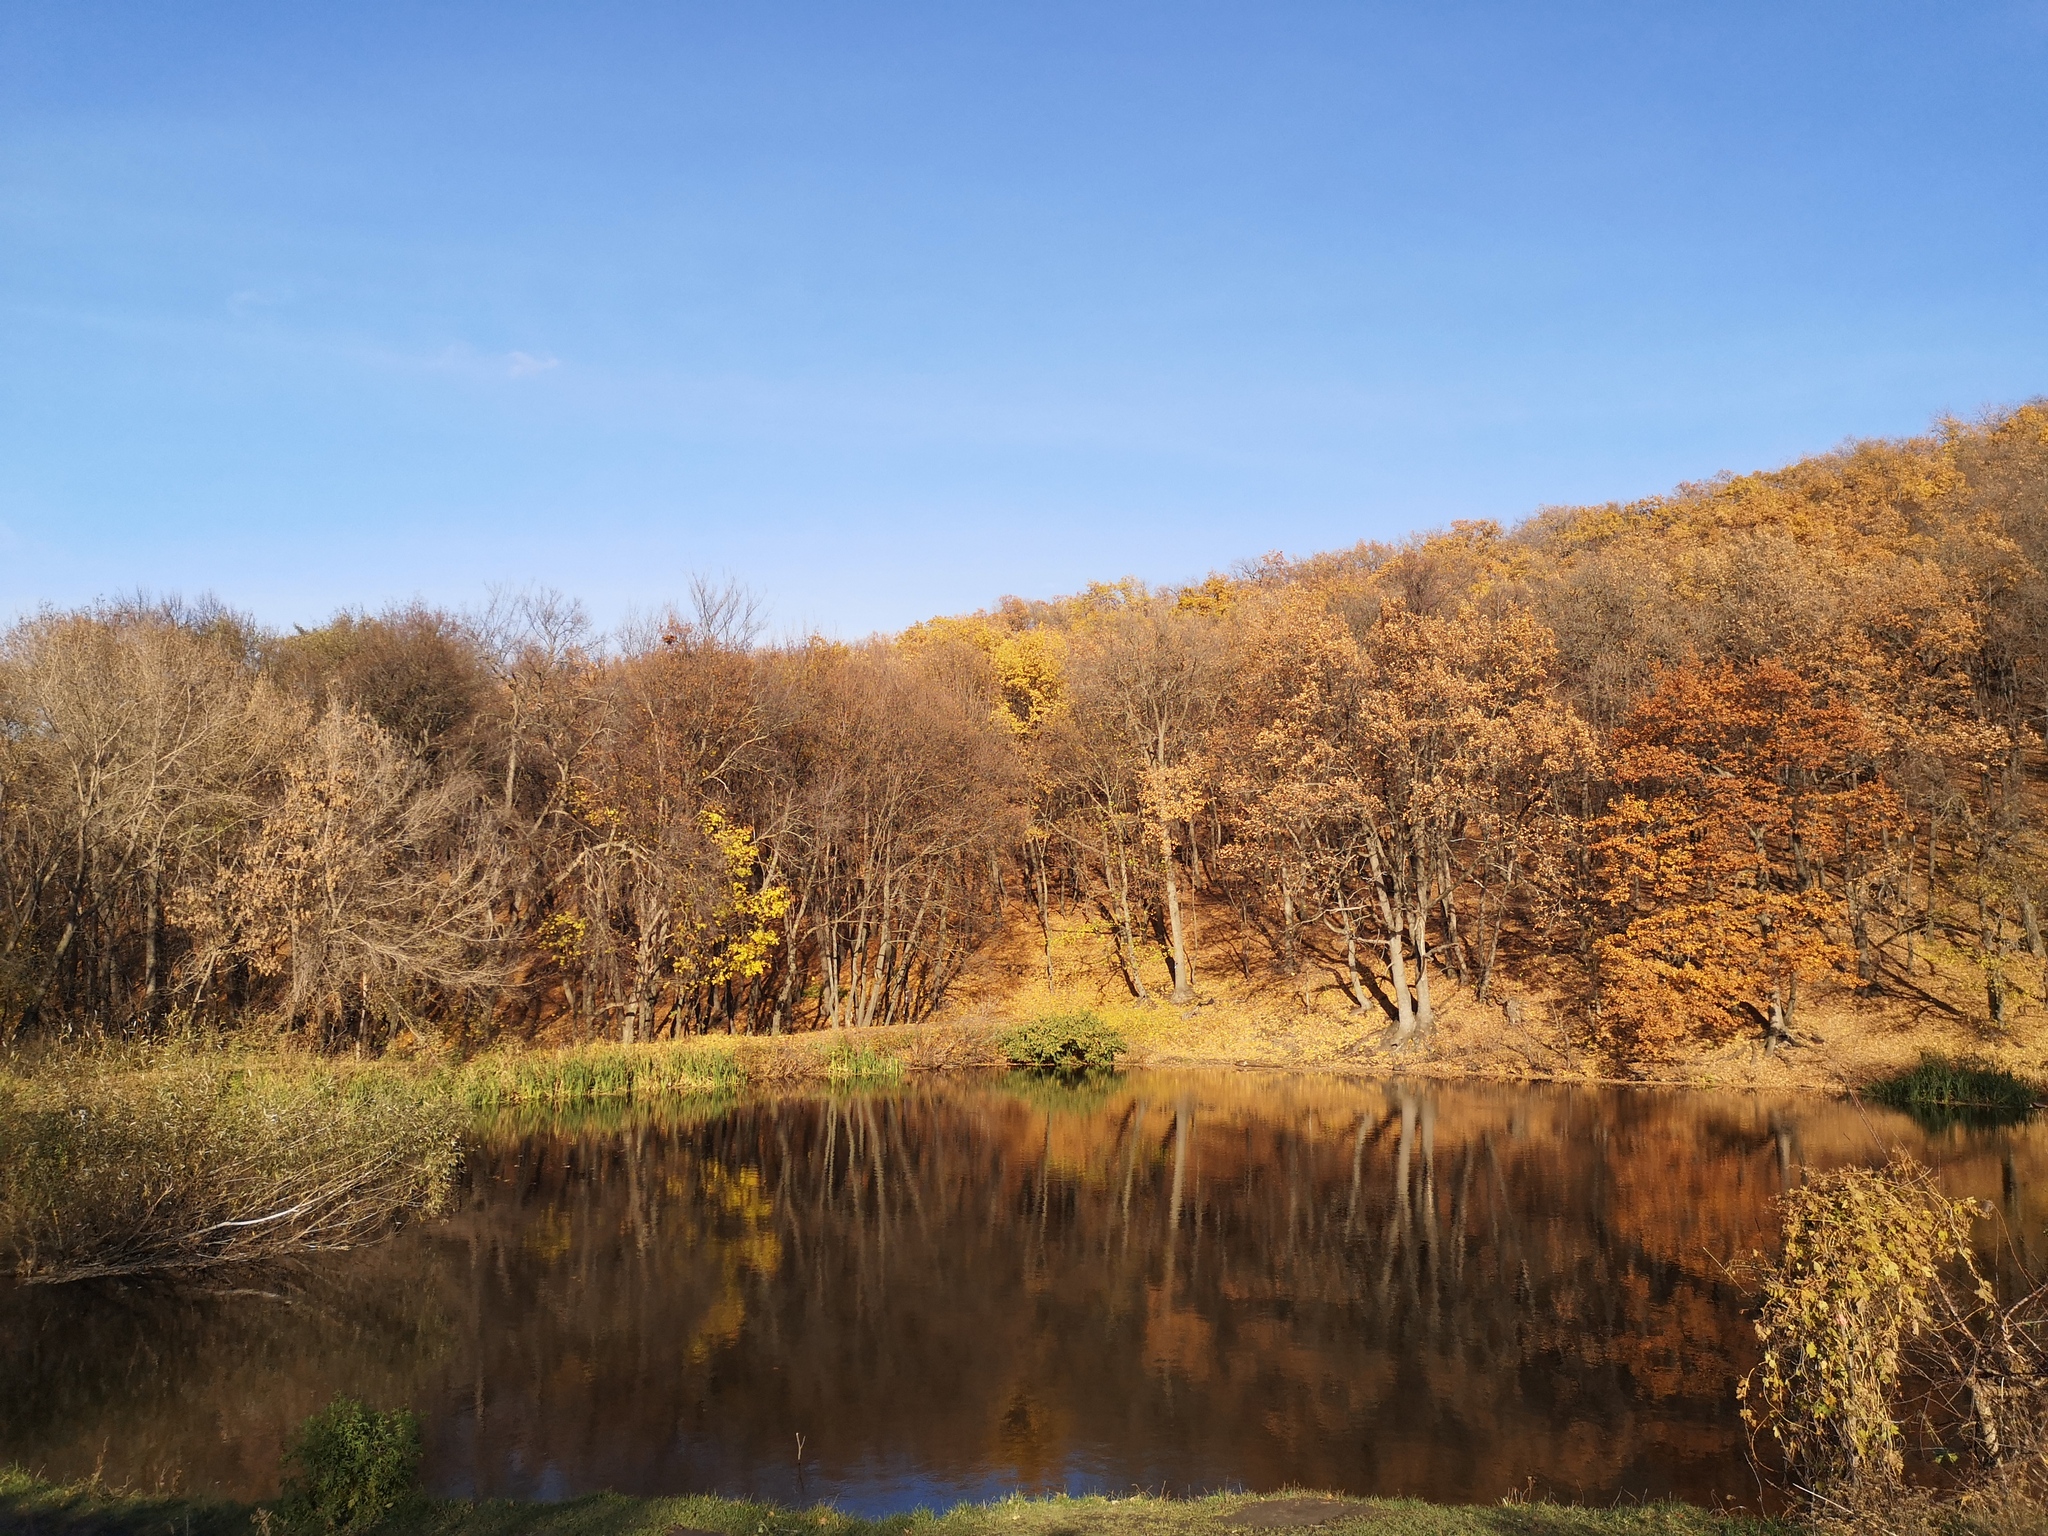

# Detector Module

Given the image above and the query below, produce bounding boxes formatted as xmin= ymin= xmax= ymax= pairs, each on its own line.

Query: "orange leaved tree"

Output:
xmin=1594 ymin=660 xmax=1906 ymax=1053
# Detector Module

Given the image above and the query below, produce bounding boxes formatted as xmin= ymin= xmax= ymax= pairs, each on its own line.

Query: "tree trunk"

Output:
xmin=1385 ymin=923 xmax=1415 ymax=1040
xmin=1408 ymin=898 xmax=1434 ymax=1034
xmin=1161 ymin=830 xmax=1194 ymax=1005
xmin=1438 ymin=880 xmax=1469 ymax=988
xmin=1029 ymin=840 xmax=1055 ymax=987
xmin=142 ymin=865 xmax=161 ymax=1022
xmin=1340 ymin=910 xmax=1369 ymax=1011
xmin=1281 ymin=881 xmax=1300 ymax=978
xmin=1105 ymin=831 xmax=1149 ymax=1001
xmin=1368 ymin=847 xmax=1415 ymax=1038
xmin=1923 ymin=815 xmax=1937 ymax=941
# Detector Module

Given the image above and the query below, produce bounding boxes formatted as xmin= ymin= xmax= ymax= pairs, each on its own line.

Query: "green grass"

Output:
xmin=0 ymin=1025 xmax=960 ymax=1127
xmin=0 ymin=1474 xmax=1789 ymax=1536
xmin=455 ymin=1040 xmax=747 ymax=1110
xmin=821 ymin=1041 xmax=907 ymax=1087
xmin=1866 ymin=1054 xmax=2041 ymax=1130
xmin=456 ymin=1035 xmax=919 ymax=1108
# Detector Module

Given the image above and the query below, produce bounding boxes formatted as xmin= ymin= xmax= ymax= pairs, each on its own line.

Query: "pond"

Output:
xmin=3 ymin=1071 xmax=2043 ymax=1514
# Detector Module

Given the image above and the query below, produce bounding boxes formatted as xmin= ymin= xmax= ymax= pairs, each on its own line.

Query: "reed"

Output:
xmin=454 ymin=1039 xmax=746 ymax=1110
xmin=820 ymin=1040 xmax=906 ymax=1086
xmin=1866 ymin=1054 xmax=2040 ymax=1127
xmin=0 ymin=1061 xmax=460 ymax=1283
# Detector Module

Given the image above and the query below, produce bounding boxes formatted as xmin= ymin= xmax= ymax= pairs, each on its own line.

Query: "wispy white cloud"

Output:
xmin=505 ymin=350 xmax=560 ymax=378
xmin=227 ymin=285 xmax=293 ymax=313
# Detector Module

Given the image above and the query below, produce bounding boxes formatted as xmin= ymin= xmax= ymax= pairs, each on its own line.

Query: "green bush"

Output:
xmin=1001 ymin=1012 xmax=1127 ymax=1073
xmin=1867 ymin=1054 xmax=2039 ymax=1129
xmin=274 ymin=1398 xmax=422 ymax=1533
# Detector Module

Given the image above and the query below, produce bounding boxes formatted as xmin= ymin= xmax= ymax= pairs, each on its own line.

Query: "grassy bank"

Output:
xmin=9 ymin=1008 xmax=2047 ymax=1131
xmin=446 ymin=1027 xmax=988 ymax=1108
xmin=11 ymin=978 xmax=2037 ymax=1125
xmin=0 ymin=1013 xmax=1090 ymax=1120
xmin=0 ymin=1473 xmax=1787 ymax=1536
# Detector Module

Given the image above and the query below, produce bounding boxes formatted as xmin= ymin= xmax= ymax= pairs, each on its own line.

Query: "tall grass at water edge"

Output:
xmin=1865 ymin=1054 xmax=2041 ymax=1129
xmin=454 ymin=1040 xmax=748 ymax=1109
xmin=820 ymin=1041 xmax=906 ymax=1086
xmin=454 ymin=1032 xmax=915 ymax=1109
xmin=0 ymin=1059 xmax=460 ymax=1283
xmin=0 ymin=1031 xmax=932 ymax=1281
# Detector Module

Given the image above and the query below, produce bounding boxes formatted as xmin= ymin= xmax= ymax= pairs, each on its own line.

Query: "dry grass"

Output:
xmin=0 ymin=1056 xmax=460 ymax=1283
xmin=929 ymin=885 xmax=2048 ymax=1097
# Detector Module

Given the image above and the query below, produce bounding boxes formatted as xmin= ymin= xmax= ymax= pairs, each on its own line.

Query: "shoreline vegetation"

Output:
xmin=3 ymin=1038 xmax=2044 ymax=1532
xmin=2 ymin=1018 xmax=2038 ymax=1285
xmin=7 ymin=1015 xmax=2041 ymax=1119
xmin=0 ymin=1053 xmax=460 ymax=1284
xmin=0 ymin=1472 xmax=1791 ymax=1536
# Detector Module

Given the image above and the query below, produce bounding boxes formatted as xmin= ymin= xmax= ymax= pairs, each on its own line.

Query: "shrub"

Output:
xmin=1738 ymin=1154 xmax=2048 ymax=1529
xmin=274 ymin=1398 xmax=422 ymax=1533
xmin=1000 ymin=1012 xmax=1127 ymax=1073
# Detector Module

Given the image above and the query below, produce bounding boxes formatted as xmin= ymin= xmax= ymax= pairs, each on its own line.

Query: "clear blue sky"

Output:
xmin=4 ymin=3 xmax=2045 ymax=638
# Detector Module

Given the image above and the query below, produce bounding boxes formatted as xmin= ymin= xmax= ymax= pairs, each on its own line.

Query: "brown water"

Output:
xmin=3 ymin=1072 xmax=2043 ymax=1515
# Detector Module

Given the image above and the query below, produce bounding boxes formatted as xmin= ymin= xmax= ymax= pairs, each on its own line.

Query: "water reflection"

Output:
xmin=3 ymin=1072 xmax=2043 ymax=1514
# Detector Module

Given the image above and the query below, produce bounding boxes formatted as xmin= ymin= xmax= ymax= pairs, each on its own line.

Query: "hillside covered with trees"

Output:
xmin=5 ymin=404 xmax=2047 ymax=1075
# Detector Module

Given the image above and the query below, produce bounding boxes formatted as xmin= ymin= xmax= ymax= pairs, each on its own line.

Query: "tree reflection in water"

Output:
xmin=3 ymin=1072 xmax=2042 ymax=1514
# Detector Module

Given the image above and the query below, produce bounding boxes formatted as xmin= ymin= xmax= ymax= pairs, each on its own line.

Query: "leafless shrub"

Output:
xmin=1740 ymin=1155 xmax=2048 ymax=1534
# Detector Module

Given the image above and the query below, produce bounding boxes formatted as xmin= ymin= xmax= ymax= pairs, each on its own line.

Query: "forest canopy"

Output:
xmin=5 ymin=404 xmax=2046 ymax=1064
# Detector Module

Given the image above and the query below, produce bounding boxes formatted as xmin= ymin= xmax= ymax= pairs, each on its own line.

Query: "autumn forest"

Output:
xmin=7 ymin=404 xmax=2048 ymax=1070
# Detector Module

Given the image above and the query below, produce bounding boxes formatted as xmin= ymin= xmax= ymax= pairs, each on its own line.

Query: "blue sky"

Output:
xmin=4 ymin=3 xmax=2045 ymax=639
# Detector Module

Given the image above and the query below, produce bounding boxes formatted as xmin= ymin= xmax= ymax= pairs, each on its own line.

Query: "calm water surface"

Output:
xmin=4 ymin=1071 xmax=2044 ymax=1514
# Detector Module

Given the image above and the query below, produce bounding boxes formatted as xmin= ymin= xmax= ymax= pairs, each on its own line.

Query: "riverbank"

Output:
xmin=953 ymin=974 xmax=2048 ymax=1099
xmin=0 ymin=1474 xmax=1787 ymax=1536
xmin=6 ymin=998 xmax=2040 ymax=1120
xmin=4 ymin=1006 xmax=2037 ymax=1285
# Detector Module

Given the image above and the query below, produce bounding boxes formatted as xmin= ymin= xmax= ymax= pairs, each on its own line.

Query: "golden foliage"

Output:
xmin=1739 ymin=1158 xmax=1982 ymax=1493
xmin=3 ymin=403 xmax=2047 ymax=1058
